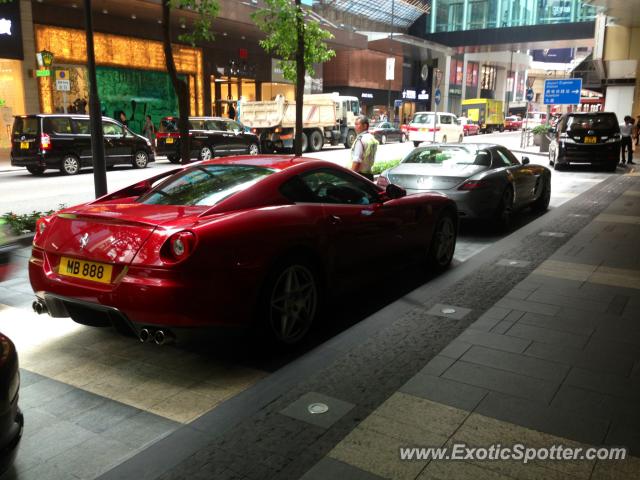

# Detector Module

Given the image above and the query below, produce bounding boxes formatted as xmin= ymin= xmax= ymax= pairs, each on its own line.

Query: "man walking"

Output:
xmin=350 ymin=115 xmax=378 ymax=181
xmin=620 ymin=116 xmax=635 ymax=165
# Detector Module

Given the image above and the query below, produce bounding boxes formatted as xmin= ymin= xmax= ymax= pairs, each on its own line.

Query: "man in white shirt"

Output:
xmin=350 ymin=115 xmax=379 ymax=181
xmin=620 ymin=116 xmax=635 ymax=165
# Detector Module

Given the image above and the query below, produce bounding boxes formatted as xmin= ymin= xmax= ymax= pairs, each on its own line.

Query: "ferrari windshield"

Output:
xmin=402 ymin=147 xmax=489 ymax=166
xmin=137 ymin=165 xmax=275 ymax=206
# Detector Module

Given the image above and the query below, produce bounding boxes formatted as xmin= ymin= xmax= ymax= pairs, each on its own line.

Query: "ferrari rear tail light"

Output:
xmin=162 ymin=231 xmax=196 ymax=262
xmin=458 ymin=179 xmax=488 ymax=190
xmin=34 ymin=216 xmax=51 ymax=242
xmin=40 ymin=133 xmax=51 ymax=151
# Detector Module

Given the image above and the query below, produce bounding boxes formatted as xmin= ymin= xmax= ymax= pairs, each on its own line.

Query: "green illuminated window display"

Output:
xmin=430 ymin=0 xmax=598 ymax=33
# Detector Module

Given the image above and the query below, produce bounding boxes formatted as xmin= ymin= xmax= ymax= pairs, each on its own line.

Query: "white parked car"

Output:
xmin=408 ymin=112 xmax=464 ymax=146
xmin=524 ymin=111 xmax=549 ymax=130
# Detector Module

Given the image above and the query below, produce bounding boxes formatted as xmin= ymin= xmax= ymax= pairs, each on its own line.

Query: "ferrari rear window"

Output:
xmin=136 ymin=165 xmax=275 ymax=206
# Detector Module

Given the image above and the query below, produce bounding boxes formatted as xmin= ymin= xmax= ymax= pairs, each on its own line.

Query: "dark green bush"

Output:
xmin=1 ymin=208 xmax=59 ymax=235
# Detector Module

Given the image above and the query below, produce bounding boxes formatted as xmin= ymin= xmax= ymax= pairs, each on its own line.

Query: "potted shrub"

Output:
xmin=532 ymin=124 xmax=552 ymax=148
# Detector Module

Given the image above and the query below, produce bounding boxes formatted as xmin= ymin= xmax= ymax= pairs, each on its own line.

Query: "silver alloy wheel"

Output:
xmin=248 ymin=143 xmax=259 ymax=155
xmin=201 ymin=146 xmax=213 ymax=160
xmin=433 ymin=216 xmax=456 ymax=266
xmin=269 ymin=264 xmax=317 ymax=344
xmin=62 ymin=155 xmax=80 ymax=175
xmin=381 ymin=134 xmax=386 ymax=144
xmin=134 ymin=151 xmax=148 ymax=168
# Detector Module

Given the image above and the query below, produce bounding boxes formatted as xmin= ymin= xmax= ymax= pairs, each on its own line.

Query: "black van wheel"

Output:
xmin=27 ymin=166 xmax=45 ymax=176
xmin=61 ymin=155 xmax=80 ymax=175
xmin=132 ymin=150 xmax=149 ymax=169
xmin=168 ymin=155 xmax=181 ymax=164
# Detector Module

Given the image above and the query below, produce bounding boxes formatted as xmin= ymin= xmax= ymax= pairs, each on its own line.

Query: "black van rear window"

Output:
xmin=565 ymin=114 xmax=618 ymax=132
xmin=12 ymin=117 xmax=38 ymax=136
xmin=159 ymin=118 xmax=179 ymax=133
xmin=43 ymin=117 xmax=72 ymax=134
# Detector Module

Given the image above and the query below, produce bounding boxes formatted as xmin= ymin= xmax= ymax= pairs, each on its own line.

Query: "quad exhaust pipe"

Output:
xmin=32 ymin=299 xmax=48 ymax=315
xmin=138 ymin=327 xmax=174 ymax=345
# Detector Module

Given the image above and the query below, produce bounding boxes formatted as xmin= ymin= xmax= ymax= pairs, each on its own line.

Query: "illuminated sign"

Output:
xmin=361 ymin=92 xmax=373 ymax=99
xmin=0 ymin=0 xmax=22 ymax=60
xmin=402 ymin=89 xmax=416 ymax=100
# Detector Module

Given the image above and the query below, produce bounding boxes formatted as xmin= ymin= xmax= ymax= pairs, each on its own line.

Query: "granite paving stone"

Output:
xmin=565 ymin=367 xmax=640 ymax=400
xmin=438 ymin=340 xmax=472 ymax=359
xmin=505 ymin=323 xmax=589 ymax=349
xmin=456 ymin=330 xmax=531 ymax=354
xmin=460 ymin=345 xmax=569 ymax=382
xmin=400 ymin=373 xmax=487 ymax=412
xmin=300 ymin=458 xmax=386 ymax=480
xmin=495 ymin=297 xmax=562 ymax=316
xmin=476 ymin=392 xmax=610 ymax=446
xmin=517 ymin=311 xmax=598 ymax=336
xmin=441 ymin=361 xmax=559 ymax=404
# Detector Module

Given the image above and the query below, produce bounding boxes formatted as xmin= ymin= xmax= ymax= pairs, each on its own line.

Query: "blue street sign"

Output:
xmin=543 ymin=78 xmax=582 ymax=105
xmin=525 ymin=88 xmax=534 ymax=102
xmin=434 ymin=88 xmax=441 ymax=106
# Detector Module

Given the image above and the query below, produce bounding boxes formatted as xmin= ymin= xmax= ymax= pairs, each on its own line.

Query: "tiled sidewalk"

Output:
xmin=301 ymin=176 xmax=640 ymax=479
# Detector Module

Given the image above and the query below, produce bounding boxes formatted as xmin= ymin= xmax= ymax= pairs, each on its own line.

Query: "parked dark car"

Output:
xmin=548 ymin=112 xmax=621 ymax=171
xmin=11 ymin=114 xmax=154 ymax=175
xmin=377 ymin=143 xmax=551 ymax=229
xmin=156 ymin=116 xmax=260 ymax=163
xmin=369 ymin=122 xmax=406 ymax=144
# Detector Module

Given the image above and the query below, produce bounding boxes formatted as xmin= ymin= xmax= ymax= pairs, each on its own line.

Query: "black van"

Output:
xmin=11 ymin=114 xmax=155 ymax=175
xmin=549 ymin=112 xmax=621 ymax=171
xmin=156 ymin=116 xmax=260 ymax=163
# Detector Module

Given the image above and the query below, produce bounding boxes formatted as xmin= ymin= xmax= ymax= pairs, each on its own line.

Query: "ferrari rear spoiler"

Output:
xmin=91 ymin=168 xmax=182 ymax=203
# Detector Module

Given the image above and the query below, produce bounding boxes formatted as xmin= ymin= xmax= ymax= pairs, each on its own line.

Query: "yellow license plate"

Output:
xmin=59 ymin=257 xmax=112 ymax=284
xmin=166 ymin=137 xmax=174 ymax=144
xmin=584 ymin=136 xmax=597 ymax=144
xmin=420 ymin=128 xmax=428 ymax=132
xmin=20 ymin=142 xmax=29 ymax=149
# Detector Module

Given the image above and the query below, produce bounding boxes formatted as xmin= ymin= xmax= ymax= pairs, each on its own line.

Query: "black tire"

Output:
xmin=553 ymin=161 xmax=564 ymax=171
xmin=344 ymin=130 xmax=356 ymax=149
xmin=60 ymin=154 xmax=80 ymax=175
xmin=426 ymin=211 xmax=457 ymax=271
xmin=458 ymin=134 xmax=464 ymax=143
xmin=300 ymin=132 xmax=308 ymax=153
xmin=248 ymin=143 xmax=260 ymax=155
xmin=258 ymin=256 xmax=320 ymax=346
xmin=532 ymin=176 xmax=551 ymax=212
xmin=26 ymin=165 xmax=45 ymax=176
xmin=442 ymin=135 xmax=447 ymax=144
xmin=132 ymin=150 xmax=149 ymax=169
xmin=413 ymin=141 xmax=421 ymax=147
xmin=494 ymin=186 xmax=514 ymax=231
xmin=308 ymin=130 xmax=324 ymax=152
xmin=168 ymin=155 xmax=181 ymax=164
xmin=200 ymin=146 xmax=213 ymax=161
xmin=380 ymin=134 xmax=387 ymax=145
xmin=606 ymin=161 xmax=618 ymax=172
xmin=400 ymin=133 xmax=406 ymax=143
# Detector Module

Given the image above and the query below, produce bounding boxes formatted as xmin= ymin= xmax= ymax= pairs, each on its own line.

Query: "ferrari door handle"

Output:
xmin=328 ymin=215 xmax=342 ymax=225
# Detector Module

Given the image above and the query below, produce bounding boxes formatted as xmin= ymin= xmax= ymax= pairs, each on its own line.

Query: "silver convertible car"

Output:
xmin=376 ymin=144 xmax=551 ymax=227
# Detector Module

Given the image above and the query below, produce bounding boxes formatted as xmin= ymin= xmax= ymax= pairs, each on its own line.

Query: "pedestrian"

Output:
xmin=142 ymin=115 xmax=156 ymax=153
xmin=350 ymin=115 xmax=379 ymax=181
xmin=119 ymin=111 xmax=128 ymax=127
xmin=620 ymin=115 xmax=635 ymax=165
xmin=227 ymin=102 xmax=236 ymax=120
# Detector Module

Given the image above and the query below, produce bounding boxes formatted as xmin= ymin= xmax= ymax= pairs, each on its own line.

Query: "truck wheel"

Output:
xmin=344 ymin=130 xmax=356 ymax=149
xmin=300 ymin=132 xmax=308 ymax=153
xmin=308 ymin=130 xmax=324 ymax=152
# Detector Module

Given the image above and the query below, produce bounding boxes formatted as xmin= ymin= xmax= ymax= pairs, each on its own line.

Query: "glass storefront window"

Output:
xmin=261 ymin=82 xmax=295 ymax=101
xmin=0 ymin=59 xmax=26 ymax=149
xmin=429 ymin=0 xmax=597 ymax=33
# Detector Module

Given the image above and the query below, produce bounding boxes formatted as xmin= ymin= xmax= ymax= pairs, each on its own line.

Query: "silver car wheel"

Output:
xmin=201 ymin=146 xmax=213 ymax=160
xmin=61 ymin=155 xmax=80 ymax=175
xmin=248 ymin=143 xmax=259 ymax=155
xmin=269 ymin=264 xmax=317 ymax=345
xmin=134 ymin=151 xmax=148 ymax=168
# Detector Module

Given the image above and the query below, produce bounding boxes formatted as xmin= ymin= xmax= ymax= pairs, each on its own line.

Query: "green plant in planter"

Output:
xmin=1 ymin=204 xmax=65 ymax=235
xmin=372 ymin=159 xmax=402 ymax=175
xmin=532 ymin=124 xmax=552 ymax=135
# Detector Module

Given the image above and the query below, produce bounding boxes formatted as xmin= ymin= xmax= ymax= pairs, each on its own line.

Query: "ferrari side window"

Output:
xmin=280 ymin=177 xmax=316 ymax=203
xmin=299 ymin=169 xmax=378 ymax=205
